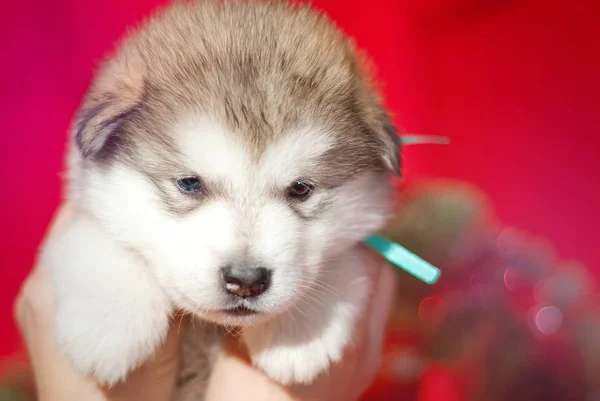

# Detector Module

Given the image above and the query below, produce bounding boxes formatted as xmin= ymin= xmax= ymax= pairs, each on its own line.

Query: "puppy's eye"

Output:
xmin=176 ymin=177 xmax=202 ymax=193
xmin=287 ymin=180 xmax=314 ymax=200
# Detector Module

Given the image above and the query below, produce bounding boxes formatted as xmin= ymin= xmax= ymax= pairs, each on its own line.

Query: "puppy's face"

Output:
xmin=68 ymin=1 xmax=400 ymax=326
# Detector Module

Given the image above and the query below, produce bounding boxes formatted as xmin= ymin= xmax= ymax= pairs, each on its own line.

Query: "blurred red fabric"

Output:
xmin=1 ymin=0 xmax=599 ymax=397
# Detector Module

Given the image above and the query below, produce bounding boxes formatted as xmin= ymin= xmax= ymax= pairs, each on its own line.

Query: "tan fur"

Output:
xmin=74 ymin=0 xmax=399 ymax=180
xmin=67 ymin=1 xmax=400 ymax=397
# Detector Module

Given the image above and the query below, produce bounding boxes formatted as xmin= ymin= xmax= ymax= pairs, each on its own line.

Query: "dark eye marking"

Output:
xmin=176 ymin=177 xmax=202 ymax=193
xmin=286 ymin=180 xmax=315 ymax=201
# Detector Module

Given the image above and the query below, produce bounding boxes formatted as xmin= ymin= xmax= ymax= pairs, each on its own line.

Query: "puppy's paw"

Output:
xmin=243 ymin=250 xmax=373 ymax=385
xmin=54 ymin=290 xmax=170 ymax=386
xmin=43 ymin=215 xmax=171 ymax=386
xmin=248 ymin=333 xmax=346 ymax=385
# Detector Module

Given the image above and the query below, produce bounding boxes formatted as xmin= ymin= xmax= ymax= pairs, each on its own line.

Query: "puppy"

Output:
xmin=41 ymin=0 xmax=400 ymax=396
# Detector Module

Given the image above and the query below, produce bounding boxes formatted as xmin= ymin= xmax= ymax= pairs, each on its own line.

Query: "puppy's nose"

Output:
xmin=221 ymin=266 xmax=271 ymax=298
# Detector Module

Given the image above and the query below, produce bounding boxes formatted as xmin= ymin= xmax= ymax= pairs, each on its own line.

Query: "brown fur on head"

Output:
xmin=51 ymin=0 xmax=402 ymax=389
xmin=74 ymin=0 xmax=400 ymax=179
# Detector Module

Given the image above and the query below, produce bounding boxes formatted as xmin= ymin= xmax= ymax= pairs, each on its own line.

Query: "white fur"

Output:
xmin=243 ymin=245 xmax=374 ymax=384
xmin=44 ymin=117 xmax=393 ymax=386
xmin=42 ymin=215 xmax=171 ymax=386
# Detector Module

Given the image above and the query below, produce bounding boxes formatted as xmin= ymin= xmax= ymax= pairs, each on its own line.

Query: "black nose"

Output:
xmin=221 ymin=266 xmax=271 ymax=298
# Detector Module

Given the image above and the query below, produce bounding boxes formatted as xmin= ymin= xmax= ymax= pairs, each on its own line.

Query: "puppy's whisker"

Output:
xmin=294 ymin=255 xmax=360 ymax=272
xmin=294 ymin=282 xmax=331 ymax=300
xmin=284 ymin=305 xmax=301 ymax=330
xmin=295 ymin=290 xmax=327 ymax=311
xmin=289 ymin=302 xmax=310 ymax=321
xmin=175 ymin=310 xmax=189 ymax=335
xmin=312 ymin=280 xmax=342 ymax=297
xmin=320 ymin=255 xmax=360 ymax=263
xmin=293 ymin=287 xmax=328 ymax=306
xmin=295 ymin=278 xmax=341 ymax=298
xmin=293 ymin=295 xmax=321 ymax=315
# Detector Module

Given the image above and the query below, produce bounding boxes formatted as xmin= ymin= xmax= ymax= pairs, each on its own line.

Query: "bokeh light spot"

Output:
xmin=504 ymin=268 xmax=523 ymax=292
xmin=534 ymin=306 xmax=563 ymax=335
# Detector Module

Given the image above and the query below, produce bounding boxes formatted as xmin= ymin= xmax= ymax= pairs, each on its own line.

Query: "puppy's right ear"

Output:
xmin=73 ymin=44 xmax=145 ymax=158
xmin=376 ymin=115 xmax=401 ymax=177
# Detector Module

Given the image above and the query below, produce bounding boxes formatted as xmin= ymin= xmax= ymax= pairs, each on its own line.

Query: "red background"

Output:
xmin=1 ymin=0 xmax=599 ymax=390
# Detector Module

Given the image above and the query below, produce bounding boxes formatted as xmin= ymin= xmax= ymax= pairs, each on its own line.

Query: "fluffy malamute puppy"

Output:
xmin=42 ymin=0 xmax=400 ymax=397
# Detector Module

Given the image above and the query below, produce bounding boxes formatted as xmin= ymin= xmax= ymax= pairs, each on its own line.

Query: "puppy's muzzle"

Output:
xmin=221 ymin=266 xmax=271 ymax=298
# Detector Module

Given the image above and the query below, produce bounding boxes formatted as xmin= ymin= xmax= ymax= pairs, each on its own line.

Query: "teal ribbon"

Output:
xmin=364 ymin=235 xmax=441 ymax=284
xmin=365 ymin=134 xmax=447 ymax=284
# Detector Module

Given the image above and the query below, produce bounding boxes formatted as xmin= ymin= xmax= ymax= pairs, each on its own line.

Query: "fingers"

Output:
xmin=14 ymin=204 xmax=72 ymax=343
xmin=205 ymin=347 xmax=296 ymax=401
xmin=14 ymin=266 xmax=56 ymax=354
xmin=353 ymin=245 xmax=397 ymax=352
xmin=351 ymin=255 xmax=397 ymax=396
xmin=367 ymin=259 xmax=397 ymax=355
xmin=326 ymin=247 xmax=397 ymax=400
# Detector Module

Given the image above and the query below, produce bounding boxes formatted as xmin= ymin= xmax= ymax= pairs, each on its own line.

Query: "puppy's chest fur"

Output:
xmin=174 ymin=324 xmax=221 ymax=401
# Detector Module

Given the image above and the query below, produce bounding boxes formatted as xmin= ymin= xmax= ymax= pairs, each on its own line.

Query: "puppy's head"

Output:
xmin=68 ymin=1 xmax=400 ymax=325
